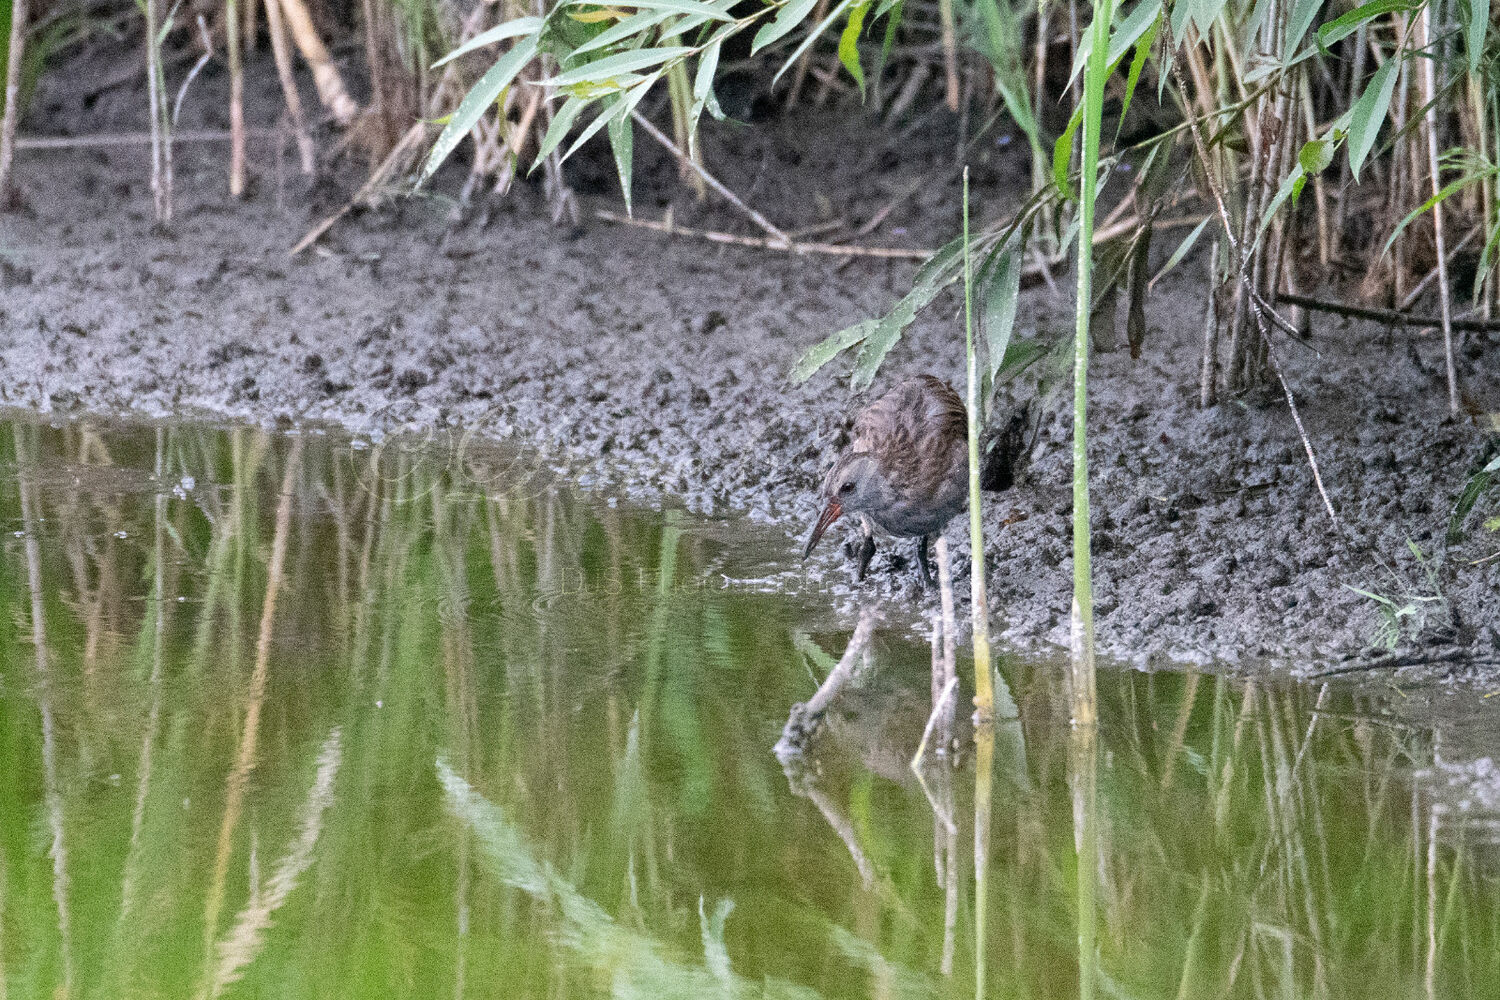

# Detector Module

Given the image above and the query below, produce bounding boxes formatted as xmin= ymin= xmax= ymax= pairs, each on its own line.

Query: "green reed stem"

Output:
xmin=962 ymin=168 xmax=995 ymax=720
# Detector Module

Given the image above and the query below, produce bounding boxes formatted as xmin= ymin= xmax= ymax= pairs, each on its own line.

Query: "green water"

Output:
xmin=1 ymin=415 xmax=1496 ymax=1000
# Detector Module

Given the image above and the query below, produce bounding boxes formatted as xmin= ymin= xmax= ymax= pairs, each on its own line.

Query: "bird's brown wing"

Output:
xmin=852 ymin=376 xmax=967 ymax=505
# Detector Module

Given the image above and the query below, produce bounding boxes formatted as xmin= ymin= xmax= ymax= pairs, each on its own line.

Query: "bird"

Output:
xmin=803 ymin=375 xmax=1034 ymax=588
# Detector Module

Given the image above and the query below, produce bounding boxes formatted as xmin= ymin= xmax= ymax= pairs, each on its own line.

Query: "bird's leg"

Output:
xmin=856 ymin=515 xmax=877 ymax=581
xmin=916 ymin=534 xmax=936 ymax=590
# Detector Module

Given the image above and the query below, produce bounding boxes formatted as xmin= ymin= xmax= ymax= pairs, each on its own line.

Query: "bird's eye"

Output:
xmin=839 ymin=482 xmax=856 ymax=495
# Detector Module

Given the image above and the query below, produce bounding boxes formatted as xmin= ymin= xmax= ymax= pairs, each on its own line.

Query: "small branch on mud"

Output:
xmin=1307 ymin=647 xmax=1498 ymax=679
xmin=628 ymin=110 xmax=796 ymax=248
xmin=595 ymin=210 xmax=933 ymax=260
xmin=289 ymin=121 xmax=428 ymax=255
xmin=1277 ymin=292 xmax=1500 ymax=335
xmin=774 ymin=607 xmax=878 ymax=758
xmin=16 ymin=129 xmax=280 ymax=149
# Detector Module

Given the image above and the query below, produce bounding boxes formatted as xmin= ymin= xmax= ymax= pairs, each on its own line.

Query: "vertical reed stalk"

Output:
xmin=263 ymin=0 xmax=315 ymax=173
xmin=145 ymin=0 xmax=173 ymax=224
xmin=0 ymin=0 xmax=27 ymax=199
xmin=227 ymin=0 xmax=246 ymax=196
xmin=1069 ymin=0 xmax=1111 ymax=726
xmin=1069 ymin=722 xmax=1099 ymax=1000
xmin=938 ymin=0 xmax=960 ymax=111
xmin=972 ymin=721 xmax=994 ymax=1000
xmin=1417 ymin=2 xmax=1459 ymax=413
xmin=962 ymin=168 xmax=995 ymax=720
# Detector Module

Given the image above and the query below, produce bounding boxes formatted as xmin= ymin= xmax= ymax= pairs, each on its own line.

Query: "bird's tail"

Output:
xmin=979 ymin=401 xmax=1039 ymax=493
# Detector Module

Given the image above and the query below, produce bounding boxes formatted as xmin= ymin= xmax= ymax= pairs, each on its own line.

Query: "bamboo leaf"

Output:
xmin=1383 ymin=169 xmax=1499 ymax=256
xmin=419 ymin=34 xmax=540 ymax=187
xmin=983 ymin=243 xmax=1023 ymax=387
xmin=1317 ymin=0 xmax=1419 ymax=47
xmin=838 ymin=0 xmax=870 ymax=97
xmin=1465 ymin=0 xmax=1489 ymax=71
xmin=1117 ymin=11 xmax=1160 ymax=131
xmin=532 ymin=93 xmax=589 ymax=167
xmin=561 ymin=77 xmax=654 ymax=164
xmin=789 ymin=320 xmax=877 ymax=383
xmin=752 ymin=0 xmax=818 ymax=53
xmin=541 ymin=45 xmax=692 ymax=87
xmin=1069 ymin=0 xmax=1159 ymax=87
xmin=1348 ymin=58 xmax=1399 ymax=181
xmin=1284 ymin=0 xmax=1325 ymax=56
xmin=585 ymin=0 xmax=735 ymax=17
xmin=431 ymin=16 xmax=541 ymax=69
xmin=1150 ymin=216 xmax=1211 ymax=284
xmin=771 ymin=0 xmax=856 ymax=86
xmin=573 ymin=8 xmax=677 ymax=56
xmin=607 ymin=108 xmax=634 ymax=216
xmin=1052 ymin=106 xmax=1084 ymax=199
xmin=1298 ymin=137 xmax=1335 ymax=175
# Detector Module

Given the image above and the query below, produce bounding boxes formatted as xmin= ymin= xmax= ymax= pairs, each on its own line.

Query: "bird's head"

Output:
xmin=803 ymin=452 xmax=883 ymax=559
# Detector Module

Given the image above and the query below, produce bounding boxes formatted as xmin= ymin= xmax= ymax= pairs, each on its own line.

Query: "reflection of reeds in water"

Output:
xmin=3 ymin=417 xmax=1500 ymax=1000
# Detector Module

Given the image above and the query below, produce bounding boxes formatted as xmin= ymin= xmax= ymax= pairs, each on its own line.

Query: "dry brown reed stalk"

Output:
xmin=277 ymin=0 xmax=357 ymax=126
xmin=596 ymin=208 xmax=931 ymax=257
xmin=0 ymin=0 xmax=27 ymax=200
xmin=262 ymin=0 xmax=315 ymax=173
xmin=227 ymin=0 xmax=246 ymax=195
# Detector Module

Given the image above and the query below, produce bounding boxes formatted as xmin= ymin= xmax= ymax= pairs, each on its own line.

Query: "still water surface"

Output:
xmin=1 ymin=415 xmax=1496 ymax=999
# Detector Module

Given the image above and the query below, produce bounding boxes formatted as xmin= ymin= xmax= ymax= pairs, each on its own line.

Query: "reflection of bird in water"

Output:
xmin=804 ymin=375 xmax=1032 ymax=588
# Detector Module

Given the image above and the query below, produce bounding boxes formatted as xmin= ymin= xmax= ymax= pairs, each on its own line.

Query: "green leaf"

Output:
xmin=838 ymin=0 xmax=869 ymax=97
xmin=1298 ymin=137 xmax=1335 ymax=175
xmin=560 ymin=77 xmax=653 ymax=164
xmin=540 ymin=45 xmax=692 ymax=87
xmin=1150 ymin=216 xmax=1211 ymax=284
xmin=752 ymin=0 xmax=818 ymax=53
xmin=983 ymin=243 xmax=1023 ymax=388
xmin=1117 ymin=11 xmax=1160 ymax=132
xmin=771 ymin=0 xmax=856 ymax=86
xmin=607 ymin=109 xmax=634 ymax=216
xmin=1283 ymin=0 xmax=1324 ymax=56
xmin=1382 ymin=169 xmax=1498 ymax=257
xmin=573 ymin=8 xmax=677 ymax=56
xmin=584 ymin=0 xmax=735 ymax=17
xmin=1052 ymin=106 xmax=1084 ymax=199
xmin=1069 ymin=0 xmax=1159 ymax=88
xmin=532 ymin=94 xmax=589 ymax=167
xmin=688 ymin=35 xmax=724 ymax=151
xmin=1465 ymin=0 xmax=1490 ymax=71
xmin=432 ymin=16 xmax=542 ymax=69
xmin=1348 ymin=58 xmax=1399 ymax=181
xmin=1317 ymin=0 xmax=1419 ymax=48
xmin=418 ymin=34 xmax=540 ymax=187
xmin=789 ymin=319 xmax=877 ymax=383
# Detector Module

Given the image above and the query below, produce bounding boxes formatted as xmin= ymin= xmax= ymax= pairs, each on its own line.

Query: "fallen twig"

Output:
xmin=628 ymin=109 xmax=795 ymax=247
xmin=1307 ymin=647 xmax=1495 ymax=679
xmin=16 ymin=128 xmax=279 ymax=149
xmin=1277 ymin=292 xmax=1500 ymax=334
xmin=595 ymin=210 xmax=933 ymax=259
xmin=289 ymin=121 xmax=427 ymax=255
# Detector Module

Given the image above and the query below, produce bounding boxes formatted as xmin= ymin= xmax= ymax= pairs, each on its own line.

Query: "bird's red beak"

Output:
xmin=803 ymin=499 xmax=843 ymax=558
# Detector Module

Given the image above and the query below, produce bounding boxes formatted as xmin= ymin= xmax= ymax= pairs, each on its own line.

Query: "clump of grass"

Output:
xmin=1345 ymin=539 xmax=1452 ymax=650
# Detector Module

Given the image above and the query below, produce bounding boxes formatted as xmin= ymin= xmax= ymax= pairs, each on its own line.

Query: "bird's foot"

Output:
xmin=855 ymin=533 xmax=877 ymax=582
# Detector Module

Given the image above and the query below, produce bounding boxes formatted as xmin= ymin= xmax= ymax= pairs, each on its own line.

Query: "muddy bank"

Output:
xmin=2 ymin=44 xmax=1497 ymax=670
